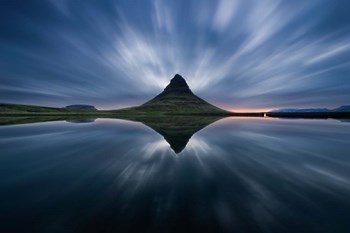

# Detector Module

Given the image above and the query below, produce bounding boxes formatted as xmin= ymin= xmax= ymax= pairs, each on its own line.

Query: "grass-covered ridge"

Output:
xmin=0 ymin=103 xmax=100 ymax=115
xmin=135 ymin=92 xmax=228 ymax=114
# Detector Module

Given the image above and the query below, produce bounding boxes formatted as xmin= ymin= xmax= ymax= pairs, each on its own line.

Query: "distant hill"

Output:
xmin=267 ymin=105 xmax=350 ymax=118
xmin=127 ymin=74 xmax=228 ymax=115
xmin=270 ymin=108 xmax=330 ymax=113
xmin=271 ymin=105 xmax=350 ymax=113
xmin=0 ymin=103 xmax=98 ymax=115
xmin=65 ymin=105 xmax=97 ymax=110
xmin=333 ymin=105 xmax=350 ymax=112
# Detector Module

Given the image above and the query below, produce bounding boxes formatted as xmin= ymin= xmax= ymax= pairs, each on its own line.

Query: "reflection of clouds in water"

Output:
xmin=119 ymin=136 xmax=215 ymax=184
xmin=188 ymin=118 xmax=350 ymax=230
xmin=141 ymin=134 xmax=215 ymax=156
xmin=104 ymin=133 xmax=223 ymax=201
xmin=183 ymin=136 xmax=212 ymax=155
xmin=1 ymin=118 xmax=350 ymax=232
xmin=142 ymin=138 xmax=171 ymax=157
xmin=118 ymin=117 xmax=350 ymax=208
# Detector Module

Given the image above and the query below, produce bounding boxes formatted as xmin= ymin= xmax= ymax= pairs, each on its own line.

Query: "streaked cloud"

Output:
xmin=212 ymin=0 xmax=238 ymax=32
xmin=0 ymin=0 xmax=350 ymax=110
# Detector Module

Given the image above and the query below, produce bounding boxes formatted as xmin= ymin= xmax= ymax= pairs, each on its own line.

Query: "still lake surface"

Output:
xmin=0 ymin=117 xmax=350 ymax=233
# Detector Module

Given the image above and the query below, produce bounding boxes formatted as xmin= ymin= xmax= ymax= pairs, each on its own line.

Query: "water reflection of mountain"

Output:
xmin=118 ymin=116 xmax=223 ymax=153
xmin=0 ymin=115 xmax=223 ymax=153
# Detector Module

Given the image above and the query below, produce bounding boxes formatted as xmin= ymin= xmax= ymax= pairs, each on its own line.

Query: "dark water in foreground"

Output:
xmin=0 ymin=117 xmax=350 ymax=233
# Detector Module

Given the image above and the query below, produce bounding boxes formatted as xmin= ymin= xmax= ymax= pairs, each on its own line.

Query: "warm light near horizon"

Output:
xmin=229 ymin=108 xmax=272 ymax=113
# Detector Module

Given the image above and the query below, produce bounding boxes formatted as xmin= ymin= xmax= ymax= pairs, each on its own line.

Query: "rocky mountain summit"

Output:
xmin=159 ymin=74 xmax=193 ymax=95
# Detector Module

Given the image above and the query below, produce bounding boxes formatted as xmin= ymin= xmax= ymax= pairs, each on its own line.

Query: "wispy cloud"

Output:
xmin=0 ymin=0 xmax=350 ymax=109
xmin=212 ymin=0 xmax=238 ymax=32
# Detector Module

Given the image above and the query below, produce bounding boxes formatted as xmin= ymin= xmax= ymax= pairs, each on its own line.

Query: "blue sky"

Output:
xmin=1 ymin=0 xmax=350 ymax=110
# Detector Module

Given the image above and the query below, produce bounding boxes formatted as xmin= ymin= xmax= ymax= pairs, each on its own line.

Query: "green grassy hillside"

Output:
xmin=134 ymin=92 xmax=228 ymax=114
xmin=0 ymin=103 xmax=99 ymax=115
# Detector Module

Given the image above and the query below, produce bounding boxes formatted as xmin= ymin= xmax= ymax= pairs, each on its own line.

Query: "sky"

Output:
xmin=1 ymin=0 xmax=350 ymax=111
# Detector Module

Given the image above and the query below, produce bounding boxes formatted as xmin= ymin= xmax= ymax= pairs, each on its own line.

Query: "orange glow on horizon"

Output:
xmin=228 ymin=108 xmax=272 ymax=113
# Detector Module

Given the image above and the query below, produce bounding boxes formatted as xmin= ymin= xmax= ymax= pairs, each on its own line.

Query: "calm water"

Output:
xmin=0 ymin=117 xmax=350 ymax=233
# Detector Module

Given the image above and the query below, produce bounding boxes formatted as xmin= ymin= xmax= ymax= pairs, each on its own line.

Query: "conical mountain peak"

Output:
xmin=172 ymin=74 xmax=187 ymax=83
xmin=163 ymin=74 xmax=191 ymax=93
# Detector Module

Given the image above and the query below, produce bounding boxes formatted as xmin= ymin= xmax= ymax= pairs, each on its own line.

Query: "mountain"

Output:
xmin=267 ymin=105 xmax=350 ymax=118
xmin=130 ymin=74 xmax=228 ymax=115
xmin=333 ymin=105 xmax=350 ymax=112
xmin=270 ymin=108 xmax=330 ymax=113
xmin=271 ymin=105 xmax=350 ymax=113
